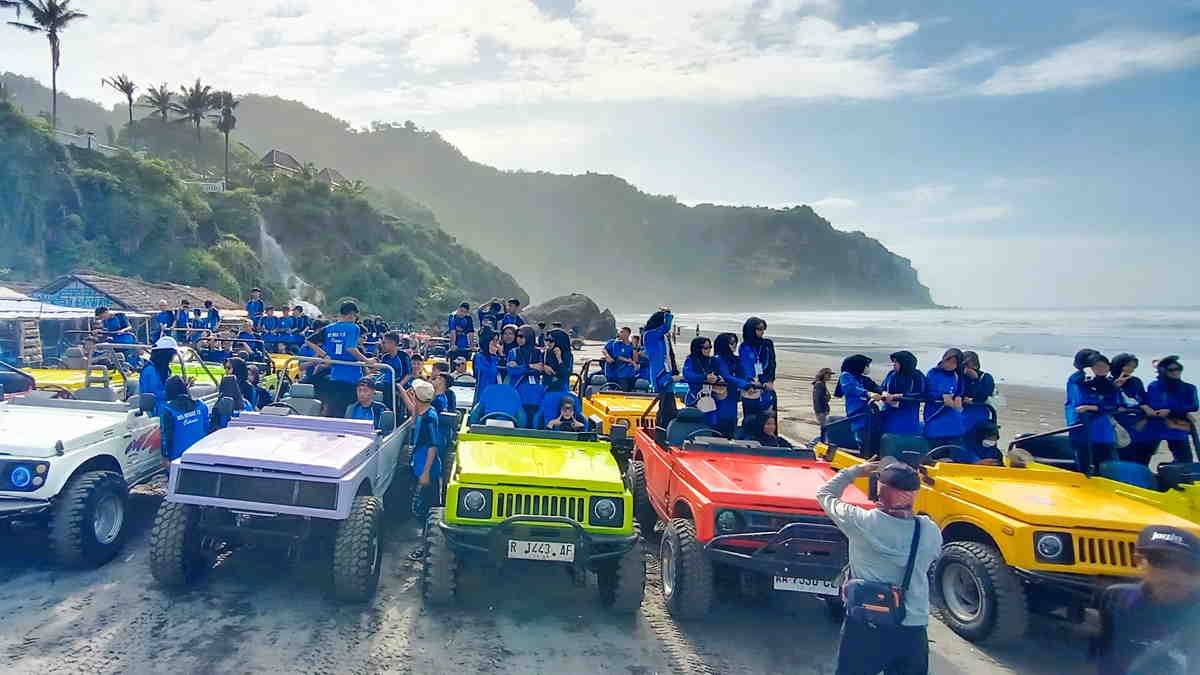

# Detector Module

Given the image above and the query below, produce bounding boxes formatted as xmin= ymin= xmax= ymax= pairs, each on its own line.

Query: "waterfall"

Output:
xmin=60 ymin=145 xmax=86 ymax=218
xmin=257 ymin=215 xmax=324 ymax=316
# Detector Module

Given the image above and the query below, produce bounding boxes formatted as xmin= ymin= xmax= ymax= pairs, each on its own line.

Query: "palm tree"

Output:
xmin=140 ymin=82 xmax=172 ymax=122
xmin=171 ymin=78 xmax=213 ymax=144
xmin=2 ymin=1 xmax=89 ymax=131
xmin=101 ymin=73 xmax=136 ymax=128
xmin=209 ymin=90 xmax=238 ymax=187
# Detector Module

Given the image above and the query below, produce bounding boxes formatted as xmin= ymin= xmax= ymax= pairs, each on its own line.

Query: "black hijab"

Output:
xmin=545 ymin=329 xmax=572 ymax=369
xmin=165 ymin=375 xmax=198 ymax=412
xmin=150 ymin=347 xmax=174 ymax=382
xmin=714 ymin=333 xmax=741 ymax=373
xmin=1156 ymin=355 xmax=1184 ymax=392
xmin=515 ymin=325 xmax=539 ymax=364
xmin=887 ymin=350 xmax=922 ymax=395
xmin=835 ymin=354 xmax=872 ymax=397
xmin=218 ymin=375 xmax=245 ymax=410
xmin=742 ymin=317 xmax=766 ymax=348
xmin=939 ymin=348 xmax=965 ymax=374
xmin=645 ymin=310 xmax=668 ymax=333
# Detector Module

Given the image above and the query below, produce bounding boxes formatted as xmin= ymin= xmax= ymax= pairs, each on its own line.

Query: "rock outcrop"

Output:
xmin=524 ymin=293 xmax=617 ymax=341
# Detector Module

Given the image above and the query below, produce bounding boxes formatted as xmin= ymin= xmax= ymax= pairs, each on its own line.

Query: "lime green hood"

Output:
xmin=455 ymin=435 xmax=624 ymax=493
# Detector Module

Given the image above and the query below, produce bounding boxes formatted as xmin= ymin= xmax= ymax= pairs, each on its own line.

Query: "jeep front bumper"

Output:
xmin=0 ymin=497 xmax=52 ymax=520
xmin=440 ymin=515 xmax=638 ymax=573
xmin=705 ymin=522 xmax=849 ymax=587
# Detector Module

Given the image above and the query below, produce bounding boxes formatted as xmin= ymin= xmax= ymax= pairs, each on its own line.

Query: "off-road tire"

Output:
xmin=421 ymin=507 xmax=458 ymax=605
xmin=598 ymin=524 xmax=646 ymax=613
xmin=661 ymin=518 xmax=713 ymax=619
xmin=332 ymin=496 xmax=383 ymax=602
xmin=149 ymin=501 xmax=207 ymax=587
xmin=932 ymin=541 xmax=1028 ymax=644
xmin=49 ymin=470 xmax=128 ymax=568
xmin=628 ymin=461 xmax=657 ymax=534
xmin=384 ymin=465 xmax=414 ymax=523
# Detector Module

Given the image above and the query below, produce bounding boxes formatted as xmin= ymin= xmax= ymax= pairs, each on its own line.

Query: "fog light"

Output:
xmin=35 ymin=464 xmax=47 ymax=474
xmin=32 ymin=476 xmax=43 ymax=487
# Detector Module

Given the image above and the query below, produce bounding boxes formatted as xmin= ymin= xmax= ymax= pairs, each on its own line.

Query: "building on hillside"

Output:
xmin=260 ymin=149 xmax=303 ymax=176
xmin=32 ymin=271 xmax=240 ymax=314
xmin=316 ymin=167 xmax=348 ymax=187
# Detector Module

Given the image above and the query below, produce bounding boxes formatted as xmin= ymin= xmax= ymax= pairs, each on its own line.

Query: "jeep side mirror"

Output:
xmin=137 ymin=393 xmax=157 ymax=415
xmin=377 ymin=410 xmax=397 ymax=434
xmin=215 ymin=396 xmax=235 ymax=419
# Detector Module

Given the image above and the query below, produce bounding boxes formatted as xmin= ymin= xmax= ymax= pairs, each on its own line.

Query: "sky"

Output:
xmin=3 ymin=0 xmax=1198 ymax=308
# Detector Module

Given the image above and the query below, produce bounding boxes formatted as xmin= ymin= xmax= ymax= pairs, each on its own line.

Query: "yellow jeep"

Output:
xmin=575 ymin=359 xmax=682 ymax=461
xmin=818 ymin=439 xmax=1200 ymax=644
xmin=420 ymin=423 xmax=645 ymax=613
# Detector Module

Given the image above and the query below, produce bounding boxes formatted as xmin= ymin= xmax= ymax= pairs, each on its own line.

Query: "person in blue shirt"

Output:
xmin=473 ymin=333 xmax=503 ymax=400
xmin=506 ymin=326 xmax=547 ymax=424
xmin=346 ymin=377 xmax=389 ymax=425
xmin=924 ymin=348 xmax=967 ymax=449
xmin=447 ymin=302 xmax=476 ymax=361
xmin=307 ymin=302 xmax=375 ymax=418
xmin=288 ymin=306 xmax=310 ymax=349
xmin=682 ymin=336 xmax=721 ymax=406
xmin=546 ymin=396 xmax=586 ymax=432
xmin=1110 ymin=353 xmax=1159 ymax=465
xmin=643 ymin=309 xmax=677 ymax=393
xmin=604 ymin=327 xmax=637 ymax=391
xmin=398 ymin=379 xmax=442 ymax=528
xmin=202 ymin=300 xmax=221 ymax=333
xmin=94 ymin=305 xmax=137 ymax=364
xmin=375 ymin=331 xmax=412 ymax=411
xmin=211 ymin=375 xmax=254 ymax=430
xmin=139 ymin=337 xmax=179 ymax=411
xmin=160 ymin=376 xmax=210 ymax=462
xmin=953 ymin=422 xmax=1003 ymax=465
xmin=739 ymin=317 xmax=776 ymax=390
xmin=1065 ymin=350 xmax=1123 ymax=473
xmin=246 ymin=288 xmax=264 ymax=328
xmin=1146 ymin=355 xmax=1199 ymax=464
xmin=477 ymin=299 xmax=503 ymax=332
xmin=260 ymin=306 xmax=281 ymax=351
xmin=543 ymin=329 xmax=574 ymax=393
xmin=880 ymin=350 xmax=924 ymax=436
xmin=172 ymin=299 xmax=193 ymax=342
xmin=835 ymin=354 xmax=878 ymax=453
xmin=631 ymin=334 xmax=650 ymax=384
xmin=246 ymin=364 xmax=274 ymax=409
xmin=961 ymin=351 xmax=996 ymax=435
xmin=501 ymin=298 xmax=525 ymax=328
xmin=152 ymin=299 xmax=174 ymax=342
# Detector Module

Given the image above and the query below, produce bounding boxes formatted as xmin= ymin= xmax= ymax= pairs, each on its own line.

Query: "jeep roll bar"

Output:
xmin=93 ymin=341 xmax=222 ymax=391
xmin=274 ymin=355 xmax=396 ymax=404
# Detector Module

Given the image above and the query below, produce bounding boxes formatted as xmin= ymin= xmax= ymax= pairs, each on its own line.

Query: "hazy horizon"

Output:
xmin=4 ymin=0 xmax=1197 ymax=309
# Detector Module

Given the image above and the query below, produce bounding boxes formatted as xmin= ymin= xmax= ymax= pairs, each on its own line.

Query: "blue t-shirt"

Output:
xmin=101 ymin=313 xmax=135 ymax=344
xmin=377 ymin=351 xmax=411 ymax=387
xmin=410 ymin=408 xmax=443 ymax=480
xmin=161 ymin=400 xmax=210 ymax=461
xmin=501 ymin=313 xmax=524 ymax=328
xmin=447 ymin=314 xmax=475 ymax=349
xmin=604 ymin=339 xmax=635 ymax=379
xmin=246 ymin=299 xmax=264 ymax=320
xmin=319 ymin=321 xmax=363 ymax=383
xmin=346 ymin=401 xmax=387 ymax=425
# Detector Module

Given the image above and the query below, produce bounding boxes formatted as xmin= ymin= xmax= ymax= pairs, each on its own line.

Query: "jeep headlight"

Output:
xmin=3 ymin=462 xmax=49 ymax=492
xmin=716 ymin=509 xmax=744 ymax=534
xmin=589 ymin=496 xmax=623 ymax=527
xmin=1034 ymin=531 xmax=1074 ymax=564
xmin=457 ymin=488 xmax=492 ymax=519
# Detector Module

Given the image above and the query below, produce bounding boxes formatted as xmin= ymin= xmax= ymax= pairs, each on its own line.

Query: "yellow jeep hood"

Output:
xmin=931 ymin=463 xmax=1200 ymax=533
xmin=455 ymin=436 xmax=624 ymax=493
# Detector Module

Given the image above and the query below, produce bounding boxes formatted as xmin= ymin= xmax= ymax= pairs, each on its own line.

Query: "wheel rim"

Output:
xmin=93 ymin=495 xmax=124 ymax=545
xmin=941 ymin=561 xmax=984 ymax=623
xmin=661 ymin=534 xmax=677 ymax=598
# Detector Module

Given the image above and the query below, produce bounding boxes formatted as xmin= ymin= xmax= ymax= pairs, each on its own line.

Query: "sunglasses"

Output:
xmin=1166 ymin=367 xmax=1184 ymax=373
xmin=702 ymin=345 xmax=713 ymax=350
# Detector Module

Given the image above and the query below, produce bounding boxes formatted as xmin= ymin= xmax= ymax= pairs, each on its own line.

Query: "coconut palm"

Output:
xmin=140 ymin=82 xmax=172 ymax=122
xmin=2 ymin=1 xmax=89 ymax=131
xmin=102 ymin=73 xmax=136 ymax=128
xmin=171 ymin=78 xmax=213 ymax=144
xmin=209 ymin=90 xmax=238 ymax=187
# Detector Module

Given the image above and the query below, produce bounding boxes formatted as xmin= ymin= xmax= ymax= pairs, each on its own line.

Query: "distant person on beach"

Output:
xmin=740 ymin=317 xmax=776 ymax=391
xmin=836 ymin=354 xmax=877 ymax=452
xmin=961 ymin=351 xmax=995 ymax=434
xmin=882 ymin=351 xmax=924 ymax=437
xmin=1146 ymin=356 xmax=1199 ymax=464
xmin=1065 ymin=350 xmax=1122 ymax=473
xmin=924 ymin=349 xmax=966 ymax=450
xmin=1111 ymin=353 xmax=1159 ymax=465
xmin=812 ymin=367 xmax=834 ymax=427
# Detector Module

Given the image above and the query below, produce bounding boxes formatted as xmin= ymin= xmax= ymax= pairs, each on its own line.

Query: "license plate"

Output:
xmin=507 ymin=539 xmax=576 ymax=562
xmin=773 ymin=576 xmax=838 ymax=596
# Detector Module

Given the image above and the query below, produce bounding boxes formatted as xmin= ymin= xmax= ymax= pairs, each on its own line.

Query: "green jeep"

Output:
xmin=420 ymin=423 xmax=645 ymax=613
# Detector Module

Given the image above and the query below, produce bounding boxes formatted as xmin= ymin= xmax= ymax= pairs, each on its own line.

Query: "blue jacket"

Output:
xmin=682 ymin=355 xmax=720 ymax=404
xmin=473 ymin=352 xmax=501 ymax=398
xmin=346 ymin=401 xmax=388 ymax=426
xmin=447 ymin=314 xmax=475 ymax=349
xmin=739 ymin=340 xmax=776 ymax=384
xmin=410 ymin=408 xmax=443 ymax=480
xmin=924 ymin=367 xmax=965 ymax=440
xmin=1065 ymin=373 xmax=1121 ymax=445
xmin=838 ymin=372 xmax=873 ymax=432
xmin=604 ymin=339 xmax=635 ymax=380
xmin=1113 ymin=376 xmax=1155 ymax=441
xmin=100 ymin=313 xmax=136 ymax=345
xmin=204 ymin=308 xmax=221 ymax=332
xmin=954 ymin=441 xmax=1003 ymax=465
xmin=1146 ymin=379 xmax=1199 ymax=441
xmin=139 ymin=364 xmax=170 ymax=410
xmin=377 ymin=351 xmax=412 ymax=388
xmin=246 ymin=299 xmax=264 ymax=321
xmin=644 ymin=312 xmax=674 ymax=392
xmin=506 ymin=347 xmax=546 ymax=406
xmin=635 ymin=351 xmax=651 ymax=383
xmin=153 ymin=310 xmax=175 ymax=339
xmin=501 ymin=313 xmax=524 ymax=328
xmin=880 ymin=370 xmax=924 ymax=435
xmin=160 ymin=399 xmax=210 ymax=461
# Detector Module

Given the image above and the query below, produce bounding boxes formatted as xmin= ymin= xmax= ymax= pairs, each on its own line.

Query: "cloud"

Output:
xmin=810 ymin=196 xmax=858 ymax=210
xmin=891 ymin=184 xmax=955 ymax=208
xmin=978 ymin=32 xmax=1200 ymax=96
xmin=915 ymin=204 xmax=1013 ymax=225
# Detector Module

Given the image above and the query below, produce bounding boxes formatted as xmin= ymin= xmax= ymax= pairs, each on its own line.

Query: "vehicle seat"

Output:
xmin=1099 ymin=461 xmax=1158 ymax=490
xmin=1159 ymin=463 xmax=1200 ymax=490
xmin=75 ymin=386 xmax=118 ymax=402
xmin=283 ymin=382 xmax=323 ymax=416
xmin=189 ymin=383 xmax=218 ymax=400
xmin=468 ymin=383 xmax=525 ymax=427
xmin=585 ymin=373 xmax=609 ymax=398
xmin=535 ymin=391 xmax=586 ymax=430
xmin=61 ymin=347 xmax=87 ymax=370
xmin=821 ymin=415 xmax=859 ymax=450
xmin=1012 ymin=434 xmax=1077 ymax=468
xmin=879 ymin=434 xmax=931 ymax=462
xmin=666 ymin=406 xmax=717 ymax=447
xmin=633 ymin=378 xmax=650 ymax=392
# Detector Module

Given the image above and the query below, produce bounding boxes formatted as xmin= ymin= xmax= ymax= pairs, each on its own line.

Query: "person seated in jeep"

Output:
xmin=953 ymin=421 xmax=1003 ymax=465
xmin=346 ymin=377 xmax=388 ymax=427
xmin=545 ymin=396 xmax=586 ymax=431
xmin=741 ymin=413 xmax=794 ymax=449
xmin=160 ymin=376 xmax=211 ymax=462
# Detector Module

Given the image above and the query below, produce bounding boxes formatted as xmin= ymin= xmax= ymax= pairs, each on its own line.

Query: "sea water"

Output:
xmin=616 ymin=308 xmax=1200 ymax=390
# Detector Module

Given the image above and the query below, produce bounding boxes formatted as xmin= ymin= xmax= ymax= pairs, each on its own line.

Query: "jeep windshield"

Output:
xmin=465 ymin=425 xmax=598 ymax=443
xmin=681 ymin=436 xmax=808 ymax=459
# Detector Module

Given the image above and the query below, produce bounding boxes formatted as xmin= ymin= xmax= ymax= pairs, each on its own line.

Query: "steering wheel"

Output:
xmin=40 ymin=384 xmax=76 ymax=400
xmin=271 ymin=400 xmax=304 ymax=415
xmin=480 ymin=411 xmax=518 ymax=425
xmin=926 ymin=445 xmax=961 ymax=463
xmin=684 ymin=428 xmax=720 ymax=443
xmin=600 ymin=383 xmax=624 ymax=392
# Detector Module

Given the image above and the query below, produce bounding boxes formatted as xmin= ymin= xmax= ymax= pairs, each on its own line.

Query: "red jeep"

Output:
xmin=630 ymin=407 xmax=872 ymax=618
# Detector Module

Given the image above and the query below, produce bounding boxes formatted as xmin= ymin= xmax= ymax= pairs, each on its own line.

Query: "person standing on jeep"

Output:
xmin=1092 ymin=525 xmax=1200 ymax=674
xmin=447 ymin=302 xmax=476 ymax=362
xmin=819 ymin=460 xmax=943 ymax=675
xmin=307 ymin=302 xmax=376 ymax=418
xmin=245 ymin=288 xmax=264 ymax=328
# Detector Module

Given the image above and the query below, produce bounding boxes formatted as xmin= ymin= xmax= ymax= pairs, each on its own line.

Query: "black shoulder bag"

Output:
xmin=842 ymin=519 xmax=922 ymax=627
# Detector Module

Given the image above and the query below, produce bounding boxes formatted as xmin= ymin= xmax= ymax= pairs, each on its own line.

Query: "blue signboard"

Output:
xmin=33 ymin=280 xmax=115 ymax=310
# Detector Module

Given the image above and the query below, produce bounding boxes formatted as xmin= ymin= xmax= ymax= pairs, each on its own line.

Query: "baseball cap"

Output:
xmin=1137 ymin=525 xmax=1200 ymax=563
xmin=356 ymin=376 xmax=375 ymax=389
xmin=453 ymin=356 xmax=467 ymax=364
xmin=411 ymin=379 xmax=435 ymax=403
xmin=153 ymin=336 xmax=179 ymax=351
xmin=878 ymin=464 xmax=921 ymax=491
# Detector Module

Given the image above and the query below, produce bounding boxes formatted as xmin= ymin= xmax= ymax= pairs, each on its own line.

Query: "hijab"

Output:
xmin=228 ymin=356 xmax=250 ymax=390
xmin=887 ymin=350 xmax=922 ymax=395
xmin=939 ymin=348 xmax=965 ymax=374
xmin=742 ymin=317 xmax=766 ymax=348
xmin=545 ymin=329 xmax=572 ymax=369
xmin=1156 ymin=355 xmax=1184 ymax=392
xmin=835 ymin=354 xmax=872 ymax=398
xmin=962 ymin=351 xmax=982 ymax=372
xmin=500 ymin=325 xmax=517 ymax=349
xmin=149 ymin=347 xmax=174 ymax=382
xmin=165 ymin=375 xmax=198 ymax=412
xmin=514 ymin=325 xmax=539 ymax=364
xmin=644 ymin=310 xmax=668 ymax=333
xmin=218 ymin=375 xmax=246 ymax=411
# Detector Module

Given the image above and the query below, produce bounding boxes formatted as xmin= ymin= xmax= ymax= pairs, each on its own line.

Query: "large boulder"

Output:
xmin=525 ymin=293 xmax=617 ymax=341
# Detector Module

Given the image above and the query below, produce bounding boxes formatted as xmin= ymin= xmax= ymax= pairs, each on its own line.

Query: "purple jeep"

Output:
xmin=148 ymin=407 xmax=410 ymax=602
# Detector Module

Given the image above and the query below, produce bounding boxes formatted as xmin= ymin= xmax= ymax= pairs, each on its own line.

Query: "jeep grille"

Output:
xmin=494 ymin=491 xmax=586 ymax=522
xmin=1076 ymin=536 xmax=1137 ymax=570
xmin=176 ymin=469 xmax=337 ymax=510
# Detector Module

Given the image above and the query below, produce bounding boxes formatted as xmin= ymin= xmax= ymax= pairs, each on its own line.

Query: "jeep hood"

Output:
xmin=0 ymin=405 xmax=131 ymax=458
xmin=181 ymin=425 xmax=374 ymax=478
xmin=674 ymin=452 xmax=873 ymax=511
xmin=455 ymin=438 xmax=624 ymax=493
xmin=933 ymin=465 xmax=1200 ymax=532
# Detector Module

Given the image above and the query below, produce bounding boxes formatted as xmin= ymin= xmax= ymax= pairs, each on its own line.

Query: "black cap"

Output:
xmin=1138 ymin=525 xmax=1200 ymax=562
xmin=459 ymin=302 xmax=470 ymax=309
xmin=356 ymin=376 xmax=376 ymax=389
xmin=878 ymin=464 xmax=921 ymax=491
xmin=94 ymin=306 xmax=109 ymax=317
